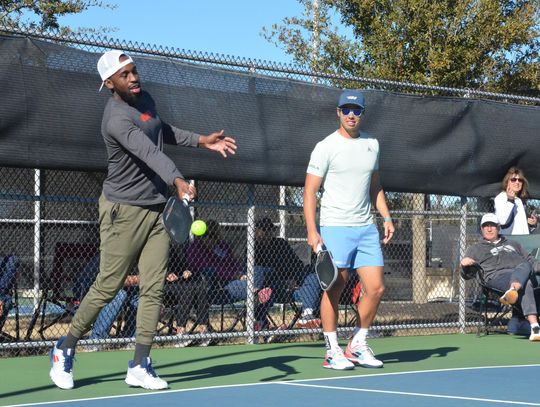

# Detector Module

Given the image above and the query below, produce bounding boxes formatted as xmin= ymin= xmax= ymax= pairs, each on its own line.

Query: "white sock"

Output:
xmin=351 ymin=328 xmax=369 ymax=347
xmin=323 ymin=331 xmax=340 ymax=352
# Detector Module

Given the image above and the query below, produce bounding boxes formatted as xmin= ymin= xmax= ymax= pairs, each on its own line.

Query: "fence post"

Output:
xmin=32 ymin=169 xmax=41 ymax=311
xmin=412 ymin=193 xmax=427 ymax=303
xmin=245 ymin=184 xmax=256 ymax=344
xmin=458 ymin=196 xmax=468 ymax=333
xmin=279 ymin=186 xmax=286 ymax=238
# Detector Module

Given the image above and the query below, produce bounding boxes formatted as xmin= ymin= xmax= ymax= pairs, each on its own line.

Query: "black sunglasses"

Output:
xmin=340 ymin=107 xmax=364 ymax=116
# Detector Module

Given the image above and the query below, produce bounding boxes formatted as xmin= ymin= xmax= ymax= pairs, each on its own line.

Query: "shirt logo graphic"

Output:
xmin=140 ymin=111 xmax=153 ymax=122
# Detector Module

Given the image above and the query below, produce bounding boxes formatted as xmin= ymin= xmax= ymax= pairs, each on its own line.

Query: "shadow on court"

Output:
xmin=379 ymin=346 xmax=459 ymax=364
xmin=2 ymin=344 xmax=320 ymax=398
xmin=165 ymin=354 xmax=311 ymax=384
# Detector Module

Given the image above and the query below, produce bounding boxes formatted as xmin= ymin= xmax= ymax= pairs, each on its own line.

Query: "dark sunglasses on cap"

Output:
xmin=339 ymin=107 xmax=365 ymax=116
xmin=510 ymin=177 xmax=524 ymax=183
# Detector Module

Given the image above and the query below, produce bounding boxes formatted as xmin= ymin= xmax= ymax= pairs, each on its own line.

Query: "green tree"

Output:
xmin=263 ymin=0 xmax=540 ymax=94
xmin=0 ymin=0 xmax=115 ymax=33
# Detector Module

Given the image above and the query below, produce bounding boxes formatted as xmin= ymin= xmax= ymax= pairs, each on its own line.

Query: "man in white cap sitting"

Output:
xmin=49 ymin=50 xmax=237 ymax=391
xmin=461 ymin=213 xmax=540 ymax=341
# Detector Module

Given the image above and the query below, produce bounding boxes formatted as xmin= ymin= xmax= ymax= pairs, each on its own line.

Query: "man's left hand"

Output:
xmin=200 ymin=130 xmax=237 ymax=158
xmin=382 ymin=220 xmax=395 ymax=244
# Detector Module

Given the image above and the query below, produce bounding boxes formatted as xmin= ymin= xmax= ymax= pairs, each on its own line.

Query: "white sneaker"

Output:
xmin=530 ymin=326 xmax=540 ymax=342
xmin=125 ymin=357 xmax=168 ymax=390
xmin=323 ymin=348 xmax=355 ymax=370
xmin=83 ymin=344 xmax=101 ymax=352
xmin=296 ymin=314 xmax=322 ymax=329
xmin=345 ymin=340 xmax=383 ymax=368
xmin=49 ymin=337 xmax=75 ymax=389
xmin=174 ymin=333 xmax=193 ymax=348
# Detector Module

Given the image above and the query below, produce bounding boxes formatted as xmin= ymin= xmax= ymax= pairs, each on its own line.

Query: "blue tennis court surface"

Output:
xmin=13 ymin=365 xmax=539 ymax=407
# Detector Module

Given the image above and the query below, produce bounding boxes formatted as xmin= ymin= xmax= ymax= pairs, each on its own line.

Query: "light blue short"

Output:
xmin=320 ymin=224 xmax=384 ymax=269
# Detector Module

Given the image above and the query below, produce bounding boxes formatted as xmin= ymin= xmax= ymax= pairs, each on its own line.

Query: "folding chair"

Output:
xmin=25 ymin=242 xmax=98 ymax=340
xmin=462 ymin=263 xmax=524 ymax=336
xmin=207 ymin=282 xmax=246 ymax=333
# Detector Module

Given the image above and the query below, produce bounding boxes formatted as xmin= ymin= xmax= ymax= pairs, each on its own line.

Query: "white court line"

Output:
xmin=4 ymin=383 xmax=270 ymax=407
xmin=280 ymin=382 xmax=540 ymax=406
xmin=7 ymin=364 xmax=540 ymax=407
xmin=287 ymin=363 xmax=540 ymax=384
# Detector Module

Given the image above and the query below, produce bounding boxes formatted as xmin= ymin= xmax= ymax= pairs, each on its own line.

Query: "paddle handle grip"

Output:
xmin=182 ymin=180 xmax=195 ymax=204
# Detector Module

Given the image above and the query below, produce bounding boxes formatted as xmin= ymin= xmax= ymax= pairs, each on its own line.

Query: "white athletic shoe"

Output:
xmin=345 ymin=340 xmax=383 ymax=368
xmin=49 ymin=337 xmax=75 ymax=389
xmin=125 ymin=357 xmax=168 ymax=390
xmin=530 ymin=326 xmax=540 ymax=342
xmin=323 ymin=347 xmax=355 ymax=370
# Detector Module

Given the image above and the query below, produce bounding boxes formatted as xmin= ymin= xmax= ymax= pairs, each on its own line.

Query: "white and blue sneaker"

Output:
xmin=323 ymin=347 xmax=355 ymax=370
xmin=125 ymin=357 xmax=168 ymax=390
xmin=49 ymin=336 xmax=75 ymax=389
xmin=345 ymin=340 xmax=383 ymax=368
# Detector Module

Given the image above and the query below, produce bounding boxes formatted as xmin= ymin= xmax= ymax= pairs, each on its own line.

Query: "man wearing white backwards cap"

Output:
xmin=49 ymin=50 xmax=237 ymax=391
xmin=461 ymin=213 xmax=540 ymax=342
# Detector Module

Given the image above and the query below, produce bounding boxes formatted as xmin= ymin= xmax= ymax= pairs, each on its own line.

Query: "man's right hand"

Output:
xmin=307 ymin=231 xmax=323 ymax=253
xmin=460 ymin=257 xmax=476 ymax=267
xmin=174 ymin=178 xmax=196 ymax=201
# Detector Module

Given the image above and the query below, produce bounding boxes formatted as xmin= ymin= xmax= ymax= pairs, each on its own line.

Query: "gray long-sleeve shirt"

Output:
xmin=465 ymin=236 xmax=540 ymax=280
xmin=101 ymin=91 xmax=199 ymax=205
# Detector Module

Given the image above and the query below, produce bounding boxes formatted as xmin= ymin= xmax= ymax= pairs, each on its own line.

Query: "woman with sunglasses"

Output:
xmin=494 ymin=167 xmax=537 ymax=235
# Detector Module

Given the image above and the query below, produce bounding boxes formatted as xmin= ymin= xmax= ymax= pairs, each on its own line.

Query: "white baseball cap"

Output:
xmin=97 ymin=50 xmax=134 ymax=91
xmin=481 ymin=213 xmax=500 ymax=226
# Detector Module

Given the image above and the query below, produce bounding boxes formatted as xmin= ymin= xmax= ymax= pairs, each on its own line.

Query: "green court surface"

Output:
xmin=1 ymin=333 xmax=537 ymax=406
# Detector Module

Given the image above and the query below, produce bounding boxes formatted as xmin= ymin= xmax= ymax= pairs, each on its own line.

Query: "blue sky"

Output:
xmin=57 ymin=0 xmax=306 ymax=64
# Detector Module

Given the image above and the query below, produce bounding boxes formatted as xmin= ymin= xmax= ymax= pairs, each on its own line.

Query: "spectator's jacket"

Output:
xmin=254 ymin=237 xmax=309 ymax=299
xmin=186 ymin=239 xmax=243 ymax=282
xmin=465 ymin=236 xmax=540 ymax=281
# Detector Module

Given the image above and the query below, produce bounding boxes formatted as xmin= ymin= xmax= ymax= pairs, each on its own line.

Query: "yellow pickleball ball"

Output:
xmin=191 ymin=219 xmax=207 ymax=236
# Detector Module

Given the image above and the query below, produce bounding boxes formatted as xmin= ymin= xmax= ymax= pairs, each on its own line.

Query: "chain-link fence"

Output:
xmin=1 ymin=166 xmax=522 ymax=355
xmin=1 ymin=23 xmax=539 ymax=356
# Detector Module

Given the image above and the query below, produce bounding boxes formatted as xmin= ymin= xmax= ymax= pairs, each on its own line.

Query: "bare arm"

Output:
xmin=304 ymin=173 xmax=323 ymax=253
xmin=370 ymin=171 xmax=394 ymax=244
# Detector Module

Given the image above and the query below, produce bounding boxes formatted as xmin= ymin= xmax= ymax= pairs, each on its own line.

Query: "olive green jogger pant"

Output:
xmin=69 ymin=194 xmax=170 ymax=346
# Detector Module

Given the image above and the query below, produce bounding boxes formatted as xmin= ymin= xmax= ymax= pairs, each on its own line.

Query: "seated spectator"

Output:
xmin=460 ymin=213 xmax=540 ymax=341
xmin=185 ymin=220 xmax=272 ymax=331
xmin=74 ymin=254 xmax=139 ymax=351
xmin=0 ymin=255 xmax=19 ymax=332
xmin=88 ymin=275 xmax=139 ymax=349
xmin=253 ymin=217 xmax=322 ymax=329
xmin=186 ymin=220 xmax=244 ymax=287
xmin=164 ymin=247 xmax=211 ymax=347
xmin=493 ymin=167 xmax=538 ymax=334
